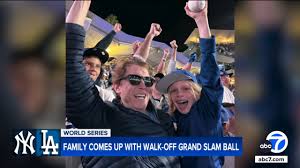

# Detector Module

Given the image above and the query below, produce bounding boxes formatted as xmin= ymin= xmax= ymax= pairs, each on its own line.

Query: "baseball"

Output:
xmin=187 ymin=0 xmax=206 ymax=12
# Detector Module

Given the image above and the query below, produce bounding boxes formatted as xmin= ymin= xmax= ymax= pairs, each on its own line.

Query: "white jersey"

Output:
xmin=95 ymin=85 xmax=115 ymax=102
xmin=222 ymin=86 xmax=235 ymax=104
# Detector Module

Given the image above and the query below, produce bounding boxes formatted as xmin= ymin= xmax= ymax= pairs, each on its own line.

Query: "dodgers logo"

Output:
xmin=266 ymin=131 xmax=288 ymax=154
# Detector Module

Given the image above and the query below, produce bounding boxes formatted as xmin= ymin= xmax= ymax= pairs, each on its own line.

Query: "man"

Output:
xmin=65 ymin=21 xmax=121 ymax=129
xmin=66 ymin=1 xmax=179 ymax=167
xmin=82 ymin=48 xmax=115 ymax=102
xmin=219 ymin=65 xmax=236 ymax=134
xmin=151 ymin=49 xmax=170 ymax=113
xmin=65 ymin=12 xmax=121 ymax=168
xmin=151 ymin=73 xmax=169 ymax=113
xmin=83 ymin=23 xmax=122 ymax=101
xmin=221 ymin=106 xmax=235 ymax=168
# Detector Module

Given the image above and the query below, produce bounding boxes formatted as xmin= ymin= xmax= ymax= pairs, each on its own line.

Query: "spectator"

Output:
xmin=167 ymin=40 xmax=198 ymax=73
xmin=155 ymin=48 xmax=170 ymax=74
xmin=156 ymin=1 xmax=224 ymax=167
xmin=151 ymin=73 xmax=169 ymax=113
xmin=182 ymin=52 xmax=198 ymax=71
xmin=219 ymin=65 xmax=236 ymax=134
xmin=166 ymin=40 xmax=178 ymax=73
xmin=83 ymin=22 xmax=122 ymax=101
xmin=66 ymin=1 xmax=180 ymax=167
xmin=65 ymin=9 xmax=122 ymax=168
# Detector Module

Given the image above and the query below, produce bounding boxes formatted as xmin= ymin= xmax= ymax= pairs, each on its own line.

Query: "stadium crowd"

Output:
xmin=66 ymin=0 xmax=236 ymax=168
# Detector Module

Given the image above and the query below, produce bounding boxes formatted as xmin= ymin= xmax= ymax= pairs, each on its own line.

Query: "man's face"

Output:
xmin=114 ymin=64 xmax=152 ymax=112
xmin=169 ymin=80 xmax=197 ymax=114
xmin=83 ymin=57 xmax=101 ymax=81
xmin=221 ymin=75 xmax=230 ymax=87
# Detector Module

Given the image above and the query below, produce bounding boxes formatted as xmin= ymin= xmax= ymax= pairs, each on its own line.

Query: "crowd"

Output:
xmin=216 ymin=43 xmax=235 ymax=57
xmin=66 ymin=0 xmax=236 ymax=168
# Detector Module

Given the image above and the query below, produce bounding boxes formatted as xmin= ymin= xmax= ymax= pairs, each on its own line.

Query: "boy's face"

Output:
xmin=83 ymin=56 xmax=102 ymax=81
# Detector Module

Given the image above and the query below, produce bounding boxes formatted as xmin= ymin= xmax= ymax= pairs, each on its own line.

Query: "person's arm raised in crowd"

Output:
xmin=66 ymin=0 xmax=91 ymax=26
xmin=185 ymin=2 xmax=211 ymax=38
xmin=66 ymin=0 xmax=112 ymax=128
xmin=170 ymin=40 xmax=178 ymax=61
xmin=185 ymin=1 xmax=218 ymax=86
xmin=94 ymin=23 xmax=122 ymax=50
xmin=132 ymin=40 xmax=141 ymax=55
xmin=182 ymin=52 xmax=197 ymax=71
xmin=185 ymin=1 xmax=223 ymax=118
xmin=133 ymin=23 xmax=162 ymax=62
xmin=166 ymin=40 xmax=178 ymax=74
xmin=156 ymin=48 xmax=169 ymax=74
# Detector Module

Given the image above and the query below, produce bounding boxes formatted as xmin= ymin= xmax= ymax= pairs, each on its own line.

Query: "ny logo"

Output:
xmin=40 ymin=130 xmax=59 ymax=155
xmin=14 ymin=131 xmax=35 ymax=155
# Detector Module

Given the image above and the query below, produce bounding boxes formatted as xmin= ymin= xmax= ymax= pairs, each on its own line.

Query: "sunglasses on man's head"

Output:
xmin=119 ymin=74 xmax=155 ymax=87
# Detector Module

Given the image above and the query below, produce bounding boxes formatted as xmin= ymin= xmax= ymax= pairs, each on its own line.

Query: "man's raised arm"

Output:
xmin=66 ymin=0 xmax=91 ymax=26
xmin=133 ymin=23 xmax=162 ymax=61
xmin=66 ymin=0 xmax=110 ymax=128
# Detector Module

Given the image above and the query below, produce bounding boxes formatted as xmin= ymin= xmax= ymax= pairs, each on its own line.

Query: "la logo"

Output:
xmin=40 ymin=130 xmax=59 ymax=155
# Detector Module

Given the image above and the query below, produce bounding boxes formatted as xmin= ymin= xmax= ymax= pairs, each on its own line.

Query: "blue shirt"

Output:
xmin=174 ymin=37 xmax=224 ymax=168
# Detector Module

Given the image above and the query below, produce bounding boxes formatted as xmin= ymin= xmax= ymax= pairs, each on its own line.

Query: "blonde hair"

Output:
xmin=111 ymin=56 xmax=153 ymax=99
xmin=112 ymin=56 xmax=152 ymax=85
xmin=168 ymin=80 xmax=202 ymax=113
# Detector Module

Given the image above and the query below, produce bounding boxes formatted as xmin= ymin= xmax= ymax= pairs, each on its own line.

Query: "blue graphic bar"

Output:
xmin=60 ymin=137 xmax=242 ymax=156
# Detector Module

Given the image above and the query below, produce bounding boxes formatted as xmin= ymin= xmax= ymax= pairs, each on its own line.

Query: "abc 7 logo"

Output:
xmin=259 ymin=140 xmax=272 ymax=153
xmin=260 ymin=131 xmax=288 ymax=154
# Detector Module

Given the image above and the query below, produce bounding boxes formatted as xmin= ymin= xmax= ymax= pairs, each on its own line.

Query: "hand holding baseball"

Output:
xmin=187 ymin=0 xmax=206 ymax=13
xmin=185 ymin=0 xmax=207 ymax=20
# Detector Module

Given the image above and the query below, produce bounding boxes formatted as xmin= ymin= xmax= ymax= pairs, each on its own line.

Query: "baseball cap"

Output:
xmin=218 ymin=64 xmax=229 ymax=76
xmin=156 ymin=70 xmax=197 ymax=93
xmin=220 ymin=69 xmax=229 ymax=76
xmin=83 ymin=48 xmax=109 ymax=64
xmin=154 ymin=73 xmax=165 ymax=79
